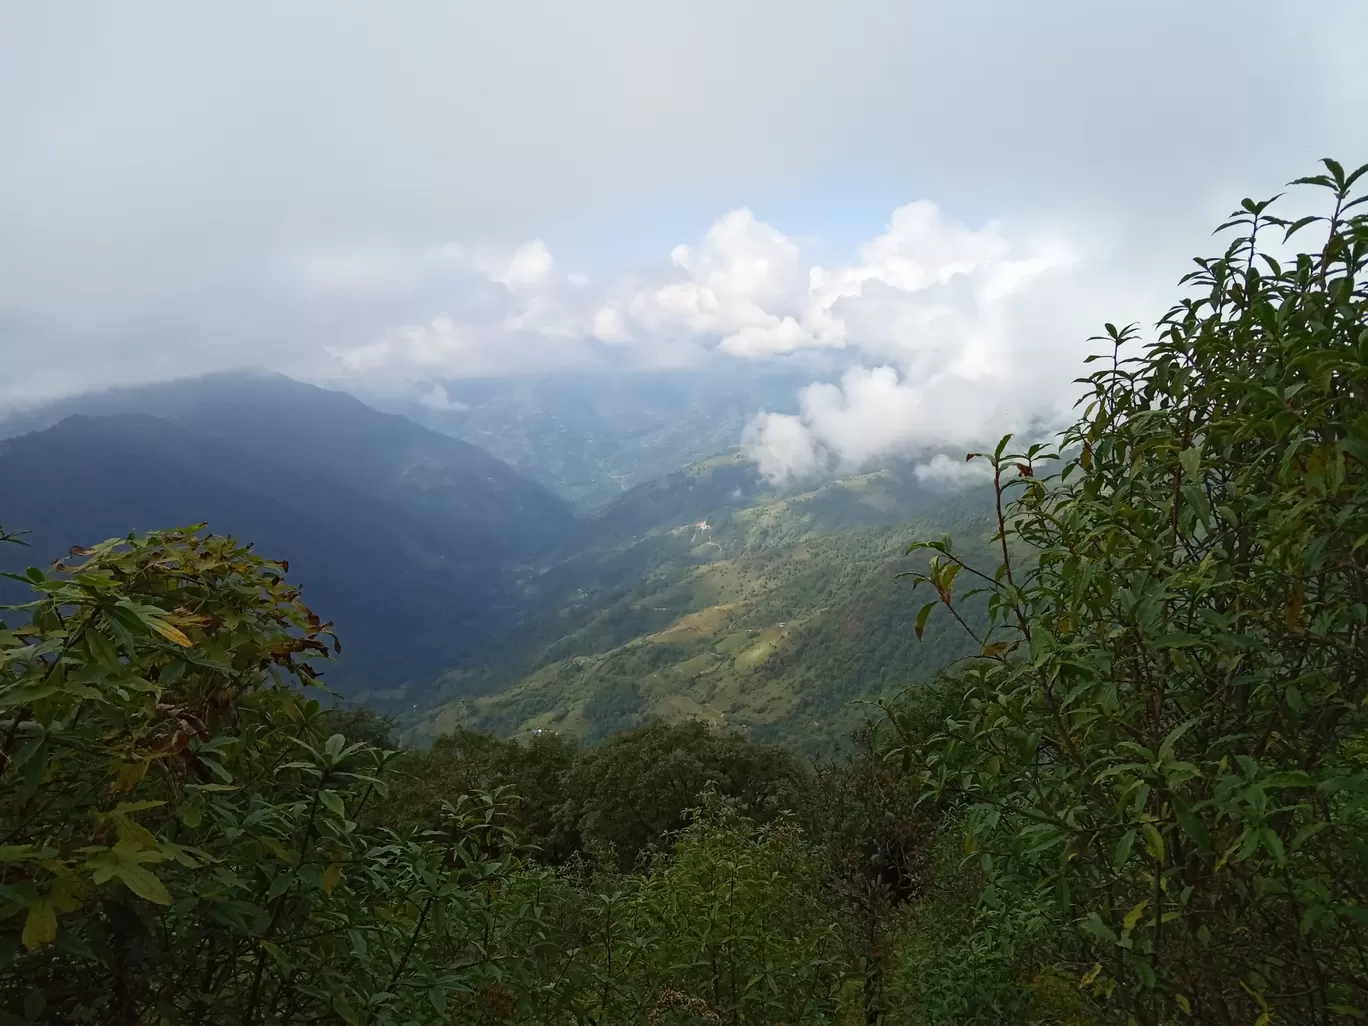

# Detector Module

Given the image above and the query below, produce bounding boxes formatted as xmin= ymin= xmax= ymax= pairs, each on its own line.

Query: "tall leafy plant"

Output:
xmin=0 ymin=529 xmax=539 ymax=1024
xmin=892 ymin=159 xmax=1368 ymax=1024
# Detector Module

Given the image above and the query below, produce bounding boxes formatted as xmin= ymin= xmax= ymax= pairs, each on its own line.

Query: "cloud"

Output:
xmin=416 ymin=383 xmax=468 ymax=412
xmin=494 ymin=240 xmax=554 ymax=289
xmin=0 ymin=0 xmax=1362 ymax=421
xmin=913 ymin=453 xmax=996 ymax=489
xmin=541 ymin=200 xmax=1119 ymax=483
xmin=721 ymin=205 xmax=1104 ymax=481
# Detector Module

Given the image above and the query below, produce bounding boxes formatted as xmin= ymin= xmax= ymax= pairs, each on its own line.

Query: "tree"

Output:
xmin=560 ymin=720 xmax=805 ymax=869
xmin=893 ymin=159 xmax=1368 ymax=1024
xmin=0 ymin=528 xmax=539 ymax=1024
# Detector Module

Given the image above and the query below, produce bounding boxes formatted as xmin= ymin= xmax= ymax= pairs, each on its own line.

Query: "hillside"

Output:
xmin=0 ymin=371 xmax=984 ymax=737
xmin=0 ymin=372 xmax=572 ymax=562
xmin=0 ymin=375 xmax=574 ymax=699
xmin=412 ymin=458 xmax=996 ymax=752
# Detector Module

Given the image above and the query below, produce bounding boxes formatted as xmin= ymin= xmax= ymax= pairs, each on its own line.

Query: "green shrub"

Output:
xmin=893 ymin=160 xmax=1368 ymax=1024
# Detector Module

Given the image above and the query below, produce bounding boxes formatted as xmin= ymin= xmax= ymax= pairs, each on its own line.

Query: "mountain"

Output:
xmin=408 ymin=452 xmax=996 ymax=753
xmin=0 ymin=370 xmax=992 ymax=747
xmin=565 ymin=447 xmax=965 ymax=553
xmin=0 ymin=374 xmax=574 ymax=699
xmin=363 ymin=366 xmax=814 ymax=510
xmin=0 ymin=372 xmax=571 ymax=561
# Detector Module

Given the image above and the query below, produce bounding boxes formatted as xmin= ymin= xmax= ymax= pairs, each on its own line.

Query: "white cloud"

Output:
xmin=416 ymin=383 xmax=468 ymax=411
xmin=913 ymin=453 xmax=996 ymax=488
xmin=2 ymin=1 xmax=1361 ymax=411
xmin=727 ymin=205 xmax=1099 ymax=481
xmin=567 ymin=201 xmax=1117 ymax=483
xmin=495 ymin=239 xmax=554 ymax=288
xmin=591 ymin=305 xmax=629 ymax=343
xmin=589 ymin=209 xmax=814 ymax=356
xmin=307 ymin=198 xmax=1161 ymax=482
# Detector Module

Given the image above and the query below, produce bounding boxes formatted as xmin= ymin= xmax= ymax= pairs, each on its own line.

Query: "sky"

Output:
xmin=2 ymin=1 xmax=1365 ymax=480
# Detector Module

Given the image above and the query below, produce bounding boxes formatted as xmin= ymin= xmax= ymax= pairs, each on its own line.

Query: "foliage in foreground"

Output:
xmin=0 ymin=529 xmax=937 ymax=1025
xmin=895 ymin=159 xmax=1368 ymax=1024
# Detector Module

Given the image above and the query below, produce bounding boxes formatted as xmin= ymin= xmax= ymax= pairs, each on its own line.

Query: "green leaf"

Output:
xmin=116 ymin=865 xmax=172 ymax=905
xmin=320 ymin=790 xmax=345 ymax=819
xmin=1172 ymin=795 xmax=1209 ymax=850
xmin=1080 ymin=912 xmax=1118 ymax=945
xmin=1264 ymin=770 xmax=1313 ymax=788
xmin=914 ymin=602 xmax=935 ymax=641
xmin=1112 ymin=828 xmax=1137 ymax=870
xmin=21 ymin=898 xmax=56 ymax=950
xmin=1178 ymin=446 xmax=1201 ymax=479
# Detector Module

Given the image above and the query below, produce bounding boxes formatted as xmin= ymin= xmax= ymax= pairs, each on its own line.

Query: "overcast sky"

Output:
xmin=2 ymin=1 xmax=1364 ymax=477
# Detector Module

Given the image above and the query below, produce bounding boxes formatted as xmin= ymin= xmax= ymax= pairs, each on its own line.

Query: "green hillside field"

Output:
xmin=410 ymin=458 xmax=997 ymax=752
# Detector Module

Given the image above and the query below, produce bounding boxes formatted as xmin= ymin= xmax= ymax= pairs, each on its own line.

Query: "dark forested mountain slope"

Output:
xmin=0 ymin=375 xmax=575 ymax=699
xmin=1 ymin=372 xmax=572 ymax=562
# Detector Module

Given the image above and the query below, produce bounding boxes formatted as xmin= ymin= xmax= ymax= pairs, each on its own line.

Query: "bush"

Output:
xmin=893 ymin=160 xmax=1368 ymax=1024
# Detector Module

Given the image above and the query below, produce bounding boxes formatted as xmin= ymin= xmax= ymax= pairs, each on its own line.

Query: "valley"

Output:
xmin=0 ymin=372 xmax=992 ymax=750
xmin=414 ymin=468 xmax=996 ymax=752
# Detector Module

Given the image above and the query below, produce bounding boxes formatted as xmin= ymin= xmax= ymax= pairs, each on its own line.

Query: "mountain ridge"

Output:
xmin=0 ymin=376 xmax=576 ymax=700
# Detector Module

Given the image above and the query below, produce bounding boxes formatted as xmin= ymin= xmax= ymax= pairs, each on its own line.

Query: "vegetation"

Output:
xmin=894 ymin=159 xmax=1368 ymax=1023
xmin=1 ymin=160 xmax=1364 ymax=1024
xmin=417 ymin=479 xmax=994 ymax=752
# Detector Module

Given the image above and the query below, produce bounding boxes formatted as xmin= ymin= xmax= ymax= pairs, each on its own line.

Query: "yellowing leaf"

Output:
xmin=1079 ymin=962 xmax=1102 ymax=987
xmin=111 ymin=800 xmax=166 ymax=814
xmin=116 ymin=864 xmax=172 ymax=905
xmin=52 ymin=874 xmax=85 ymax=913
xmin=111 ymin=760 xmax=150 ymax=793
xmin=22 ymin=898 xmax=57 ymax=950
xmin=147 ymin=619 xmax=193 ymax=648
xmin=1143 ymin=823 xmax=1166 ymax=862
xmin=323 ymin=861 xmax=343 ymax=896
xmin=1175 ymin=994 xmax=1192 ymax=1016
xmin=261 ymin=837 xmax=288 ymax=861
xmin=1123 ymin=899 xmax=1148 ymax=937
xmin=1284 ymin=586 xmax=1304 ymax=631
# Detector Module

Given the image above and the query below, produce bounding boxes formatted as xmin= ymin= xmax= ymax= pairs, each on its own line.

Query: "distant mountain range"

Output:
xmin=362 ymin=366 xmax=813 ymax=510
xmin=0 ymin=370 xmax=991 ymax=748
xmin=0 ymin=373 xmax=574 ymax=698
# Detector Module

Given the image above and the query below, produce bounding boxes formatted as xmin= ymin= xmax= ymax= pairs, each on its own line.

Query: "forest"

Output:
xmin=1 ymin=160 xmax=1365 ymax=1025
